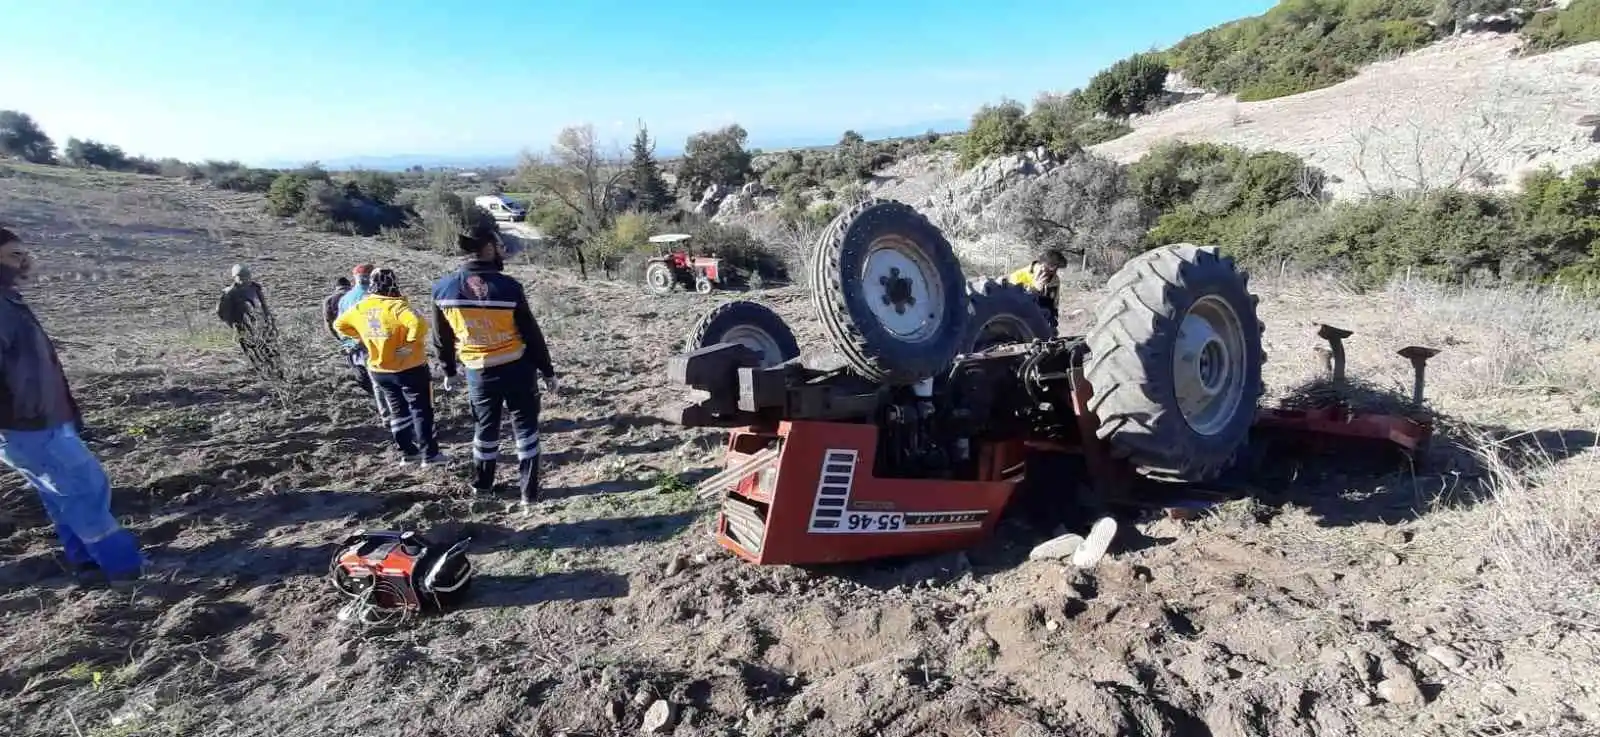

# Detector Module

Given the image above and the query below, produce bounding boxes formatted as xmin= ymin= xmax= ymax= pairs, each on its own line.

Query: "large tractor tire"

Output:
xmin=958 ymin=276 xmax=1056 ymax=354
xmin=685 ymin=300 xmax=801 ymax=368
xmin=1083 ymin=244 xmax=1265 ymax=483
xmin=809 ymin=198 xmax=969 ymax=385
xmin=644 ymin=261 xmax=675 ymax=294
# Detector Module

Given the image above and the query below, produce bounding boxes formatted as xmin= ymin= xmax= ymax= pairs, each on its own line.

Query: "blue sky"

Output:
xmin=0 ymin=0 xmax=1273 ymax=167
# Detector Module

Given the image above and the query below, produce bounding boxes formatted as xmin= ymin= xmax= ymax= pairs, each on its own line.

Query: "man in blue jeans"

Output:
xmin=0 ymin=228 xmax=144 ymax=580
xmin=431 ymin=226 xmax=557 ymax=509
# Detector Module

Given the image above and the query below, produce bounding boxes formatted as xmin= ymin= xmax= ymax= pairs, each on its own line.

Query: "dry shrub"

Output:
xmin=1381 ymin=277 xmax=1600 ymax=399
xmin=1461 ymin=427 xmax=1600 ymax=633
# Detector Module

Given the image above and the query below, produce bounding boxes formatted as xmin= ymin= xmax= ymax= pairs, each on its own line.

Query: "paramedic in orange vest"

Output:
xmin=1005 ymin=249 xmax=1069 ymax=330
xmin=332 ymin=268 xmax=446 ymax=467
xmin=430 ymin=227 xmax=557 ymax=508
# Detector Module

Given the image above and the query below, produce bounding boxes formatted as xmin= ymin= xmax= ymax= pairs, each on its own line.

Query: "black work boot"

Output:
xmin=518 ymin=460 xmax=540 ymax=513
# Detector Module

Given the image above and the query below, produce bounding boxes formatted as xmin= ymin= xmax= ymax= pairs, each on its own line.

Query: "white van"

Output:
xmin=473 ymin=194 xmax=527 ymax=222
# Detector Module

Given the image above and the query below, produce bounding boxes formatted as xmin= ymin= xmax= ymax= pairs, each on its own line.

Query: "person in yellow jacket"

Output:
xmin=1005 ymin=248 xmax=1069 ymax=330
xmin=332 ymin=268 xmax=447 ymax=468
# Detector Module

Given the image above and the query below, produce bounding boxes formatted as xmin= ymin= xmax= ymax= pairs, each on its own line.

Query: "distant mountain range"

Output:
xmin=260 ymin=118 xmax=971 ymax=172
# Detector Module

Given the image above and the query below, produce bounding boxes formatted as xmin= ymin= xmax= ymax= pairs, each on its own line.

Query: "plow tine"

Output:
xmin=1316 ymin=323 xmax=1354 ymax=386
xmin=694 ymin=447 xmax=780 ymax=501
xmin=1398 ymin=346 xmax=1441 ymax=406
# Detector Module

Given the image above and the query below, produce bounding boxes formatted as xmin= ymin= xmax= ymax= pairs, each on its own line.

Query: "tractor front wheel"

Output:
xmin=1083 ymin=244 xmax=1265 ymax=483
xmin=809 ymin=198 xmax=969 ymax=385
xmin=958 ymin=277 xmax=1056 ymax=354
xmin=686 ymin=300 xmax=801 ymax=368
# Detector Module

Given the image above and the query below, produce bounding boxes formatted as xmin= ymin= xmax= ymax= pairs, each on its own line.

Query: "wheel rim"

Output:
xmin=972 ymin=315 xmax=1031 ymax=352
xmin=647 ymin=264 xmax=670 ymax=289
xmin=696 ymin=279 xmax=712 ymax=294
xmin=718 ymin=325 xmax=786 ymax=367
xmin=862 ymin=235 xmax=944 ymax=343
xmin=1172 ymin=295 xmax=1247 ymax=436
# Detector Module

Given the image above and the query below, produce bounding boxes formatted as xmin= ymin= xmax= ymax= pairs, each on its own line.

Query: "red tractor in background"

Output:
xmin=644 ymin=233 xmax=724 ymax=295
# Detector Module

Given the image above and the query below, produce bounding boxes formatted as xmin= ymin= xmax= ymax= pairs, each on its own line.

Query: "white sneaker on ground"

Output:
xmin=420 ymin=452 xmax=449 ymax=468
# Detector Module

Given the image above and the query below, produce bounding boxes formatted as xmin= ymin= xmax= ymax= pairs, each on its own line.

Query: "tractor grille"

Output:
xmin=721 ymin=497 xmax=768 ymax=554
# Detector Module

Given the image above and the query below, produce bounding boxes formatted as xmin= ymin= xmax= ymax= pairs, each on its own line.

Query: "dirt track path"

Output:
xmin=2 ymin=164 xmax=1596 ymax=737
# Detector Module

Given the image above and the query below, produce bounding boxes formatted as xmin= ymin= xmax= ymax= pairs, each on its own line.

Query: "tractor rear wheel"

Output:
xmin=645 ymin=261 xmax=675 ymax=294
xmin=958 ymin=277 xmax=1056 ymax=354
xmin=1083 ymin=244 xmax=1265 ymax=482
xmin=686 ymin=300 xmax=801 ymax=368
xmin=809 ymin=198 xmax=969 ymax=385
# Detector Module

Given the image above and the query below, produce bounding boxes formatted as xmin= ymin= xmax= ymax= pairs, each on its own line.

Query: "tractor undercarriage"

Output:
xmin=658 ymin=198 xmax=1439 ymax=567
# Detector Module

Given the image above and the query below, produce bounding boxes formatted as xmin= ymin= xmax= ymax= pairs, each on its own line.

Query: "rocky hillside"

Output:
xmin=704 ymin=33 xmax=1598 ymax=272
xmin=1091 ymin=34 xmax=1600 ymax=200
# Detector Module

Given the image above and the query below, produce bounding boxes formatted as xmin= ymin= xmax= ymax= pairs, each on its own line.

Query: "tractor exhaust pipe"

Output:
xmin=1398 ymin=346 xmax=1441 ymax=406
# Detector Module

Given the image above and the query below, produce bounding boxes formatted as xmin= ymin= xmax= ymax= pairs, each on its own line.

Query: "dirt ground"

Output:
xmin=2 ymin=163 xmax=1598 ymax=737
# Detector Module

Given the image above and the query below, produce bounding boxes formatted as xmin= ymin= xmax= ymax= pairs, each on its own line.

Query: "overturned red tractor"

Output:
xmin=662 ymin=199 xmax=1437 ymax=566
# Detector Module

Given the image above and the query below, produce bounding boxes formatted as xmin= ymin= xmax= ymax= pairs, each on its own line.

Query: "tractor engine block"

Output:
xmin=873 ymin=337 xmax=1090 ymax=480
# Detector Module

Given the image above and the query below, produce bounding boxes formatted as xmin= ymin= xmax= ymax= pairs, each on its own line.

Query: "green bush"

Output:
xmin=1023 ymin=93 xmax=1089 ymax=156
xmin=403 ymin=179 xmax=495 ymax=254
xmin=1129 ymin=141 xmax=1324 ymax=219
xmin=1168 ymin=0 xmax=1442 ymax=101
xmin=1132 ymin=148 xmax=1600 ymax=288
xmin=677 ymin=124 xmax=754 ymax=196
xmin=294 ymin=181 xmax=410 ymax=236
xmin=1072 ymin=119 xmax=1134 ymax=146
xmin=1522 ymin=0 xmax=1600 ymax=50
xmin=959 ymin=99 xmax=1032 ymax=169
xmin=676 ymin=216 xmax=788 ymax=282
xmin=756 ymin=133 xmax=932 ymax=196
xmin=0 ymin=110 xmax=56 ymax=164
xmin=588 ymin=211 xmax=668 ymax=276
xmin=266 ymin=174 xmax=310 ymax=216
xmin=957 ymin=92 xmax=1137 ymax=169
xmin=350 ymin=171 xmax=400 ymax=204
xmin=210 ymin=167 xmax=278 ymax=193
xmin=1080 ymin=52 xmax=1170 ymax=118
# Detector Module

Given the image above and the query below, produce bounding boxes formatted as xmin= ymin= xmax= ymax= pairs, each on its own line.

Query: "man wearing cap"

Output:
xmin=431 ymin=225 xmax=556 ymax=509
xmin=0 ymin=227 xmax=147 ymax=581
xmin=335 ymin=264 xmax=393 ymax=424
xmin=216 ymin=263 xmax=281 ymax=379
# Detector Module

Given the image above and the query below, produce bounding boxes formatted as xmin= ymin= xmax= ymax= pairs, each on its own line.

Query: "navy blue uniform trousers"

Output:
xmin=465 ymin=358 xmax=541 ymax=502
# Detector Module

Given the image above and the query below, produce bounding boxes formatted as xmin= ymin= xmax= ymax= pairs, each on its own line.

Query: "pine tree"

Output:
xmin=628 ymin=121 xmax=673 ymax=213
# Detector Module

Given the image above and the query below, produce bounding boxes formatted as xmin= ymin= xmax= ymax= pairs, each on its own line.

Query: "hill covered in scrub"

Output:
xmin=700 ymin=3 xmax=1599 ymax=290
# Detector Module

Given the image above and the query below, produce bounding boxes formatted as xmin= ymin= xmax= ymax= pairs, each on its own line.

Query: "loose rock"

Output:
xmin=1377 ymin=672 xmax=1426 ymax=706
xmin=1480 ymin=682 xmax=1515 ymax=707
xmin=665 ymin=556 xmax=687 ymax=576
xmin=1425 ymin=645 xmax=1465 ymax=671
xmin=642 ymin=699 xmax=677 ymax=733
